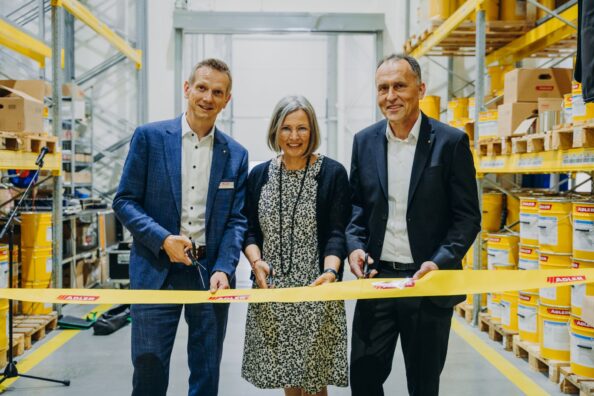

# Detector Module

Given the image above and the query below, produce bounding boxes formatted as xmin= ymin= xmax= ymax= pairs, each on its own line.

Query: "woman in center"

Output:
xmin=241 ymin=95 xmax=350 ymax=396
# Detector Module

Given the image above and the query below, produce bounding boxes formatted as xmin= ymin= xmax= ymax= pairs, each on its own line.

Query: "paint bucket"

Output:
xmin=465 ymin=291 xmax=487 ymax=307
xmin=429 ymin=0 xmax=454 ymax=20
xmin=488 ymin=233 xmax=519 ymax=270
xmin=506 ymin=194 xmax=520 ymax=232
xmin=21 ymin=280 xmax=52 ymax=315
xmin=477 ymin=110 xmax=499 ymax=140
xmin=539 ymin=252 xmax=572 ymax=306
xmin=447 ymin=98 xmax=469 ymax=123
xmin=419 ymin=96 xmax=441 ymax=120
xmin=0 ymin=299 xmax=8 ymax=351
xmin=488 ymin=293 xmax=502 ymax=323
xmin=519 ymin=244 xmax=539 ymax=294
xmin=501 ymin=291 xmax=519 ymax=332
xmin=500 ymin=0 xmax=527 ymax=20
xmin=488 ymin=65 xmax=514 ymax=94
xmin=564 ymin=93 xmax=573 ymax=124
xmin=520 ymin=196 xmax=539 ymax=246
xmin=0 ymin=244 xmax=7 ymax=289
xmin=570 ymin=317 xmax=594 ymax=377
xmin=518 ymin=292 xmax=539 ymax=343
xmin=571 ymin=258 xmax=594 ymax=317
xmin=572 ymin=82 xmax=594 ymax=123
xmin=538 ymin=198 xmax=572 ymax=254
xmin=464 ymin=238 xmax=488 ymax=270
xmin=470 ymin=0 xmax=500 ymax=21
xmin=483 ymin=192 xmax=503 ymax=232
xmin=21 ymin=247 xmax=53 ymax=283
xmin=573 ymin=201 xmax=594 ymax=261
xmin=20 ymin=212 xmax=52 ymax=249
xmin=539 ymin=304 xmax=571 ymax=361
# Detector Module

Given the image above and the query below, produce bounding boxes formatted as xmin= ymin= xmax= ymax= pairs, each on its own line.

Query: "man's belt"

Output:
xmin=380 ymin=261 xmax=418 ymax=271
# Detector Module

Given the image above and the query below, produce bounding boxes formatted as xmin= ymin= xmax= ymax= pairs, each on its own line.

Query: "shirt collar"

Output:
xmin=182 ymin=113 xmax=215 ymax=140
xmin=385 ymin=112 xmax=422 ymax=143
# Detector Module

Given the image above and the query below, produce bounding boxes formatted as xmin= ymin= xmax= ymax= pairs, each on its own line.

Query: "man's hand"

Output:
xmin=210 ymin=271 xmax=230 ymax=293
xmin=348 ymin=249 xmax=377 ymax=279
xmin=252 ymin=260 xmax=272 ymax=289
xmin=162 ymin=235 xmax=192 ymax=265
xmin=412 ymin=261 xmax=439 ymax=280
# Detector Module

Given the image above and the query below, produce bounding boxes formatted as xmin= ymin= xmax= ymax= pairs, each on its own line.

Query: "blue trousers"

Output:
xmin=131 ymin=263 xmax=229 ymax=396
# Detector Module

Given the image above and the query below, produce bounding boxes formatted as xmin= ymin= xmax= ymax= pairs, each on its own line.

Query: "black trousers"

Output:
xmin=350 ymin=268 xmax=453 ymax=396
xmin=576 ymin=0 xmax=594 ymax=103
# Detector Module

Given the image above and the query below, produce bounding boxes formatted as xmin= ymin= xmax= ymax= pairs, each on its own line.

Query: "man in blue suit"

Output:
xmin=347 ymin=54 xmax=481 ymax=395
xmin=113 ymin=58 xmax=248 ymax=396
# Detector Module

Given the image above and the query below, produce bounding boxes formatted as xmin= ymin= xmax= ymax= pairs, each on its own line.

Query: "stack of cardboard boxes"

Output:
xmin=0 ymin=80 xmax=49 ymax=135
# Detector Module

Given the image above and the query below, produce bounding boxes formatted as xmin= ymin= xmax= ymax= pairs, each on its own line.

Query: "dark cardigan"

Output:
xmin=243 ymin=156 xmax=352 ymax=279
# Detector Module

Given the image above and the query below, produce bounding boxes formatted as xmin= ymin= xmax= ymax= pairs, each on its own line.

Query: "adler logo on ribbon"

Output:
xmin=546 ymin=275 xmax=586 ymax=284
xmin=208 ymin=295 xmax=250 ymax=301
xmin=57 ymin=295 xmax=100 ymax=302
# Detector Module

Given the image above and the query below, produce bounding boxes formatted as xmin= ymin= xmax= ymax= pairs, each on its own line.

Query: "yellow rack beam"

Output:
xmin=410 ymin=0 xmax=485 ymax=58
xmin=485 ymin=4 xmax=577 ymax=66
xmin=52 ymin=0 xmax=142 ymax=69
xmin=476 ymin=147 xmax=594 ymax=175
xmin=0 ymin=19 xmax=51 ymax=67
xmin=0 ymin=151 xmax=61 ymax=175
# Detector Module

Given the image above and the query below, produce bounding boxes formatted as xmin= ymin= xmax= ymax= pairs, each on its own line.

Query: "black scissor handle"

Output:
xmin=363 ymin=252 xmax=374 ymax=279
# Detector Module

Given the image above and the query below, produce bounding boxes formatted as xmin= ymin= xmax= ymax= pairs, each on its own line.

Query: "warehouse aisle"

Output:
xmin=0 ymin=260 xmax=565 ymax=395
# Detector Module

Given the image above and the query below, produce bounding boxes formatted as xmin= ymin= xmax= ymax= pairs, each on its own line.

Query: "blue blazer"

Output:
xmin=346 ymin=113 xmax=481 ymax=307
xmin=112 ymin=115 xmax=248 ymax=290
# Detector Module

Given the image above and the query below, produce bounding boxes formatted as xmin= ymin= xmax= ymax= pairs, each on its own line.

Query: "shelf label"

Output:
xmin=517 ymin=157 xmax=543 ymax=168
xmin=562 ymin=152 xmax=594 ymax=165
xmin=480 ymin=159 xmax=505 ymax=169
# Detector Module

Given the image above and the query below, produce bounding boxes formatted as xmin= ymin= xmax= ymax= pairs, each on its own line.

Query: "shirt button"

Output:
xmin=195 ymin=145 xmax=198 ymax=149
xmin=192 ymin=186 xmax=195 ymax=190
xmin=190 ymin=206 xmax=194 ymax=210
xmin=193 ymin=165 xmax=196 ymax=169
xmin=189 ymin=222 xmax=192 ymax=225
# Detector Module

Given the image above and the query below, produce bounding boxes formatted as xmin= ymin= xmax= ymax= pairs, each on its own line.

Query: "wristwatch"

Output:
xmin=323 ymin=268 xmax=338 ymax=281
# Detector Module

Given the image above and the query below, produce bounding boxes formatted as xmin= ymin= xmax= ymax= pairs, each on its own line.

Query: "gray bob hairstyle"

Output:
xmin=267 ymin=95 xmax=320 ymax=157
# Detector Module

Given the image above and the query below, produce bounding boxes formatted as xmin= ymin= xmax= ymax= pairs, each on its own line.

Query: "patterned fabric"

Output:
xmin=242 ymin=155 xmax=348 ymax=394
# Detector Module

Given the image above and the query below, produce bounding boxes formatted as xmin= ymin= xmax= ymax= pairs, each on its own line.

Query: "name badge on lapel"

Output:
xmin=219 ymin=181 xmax=234 ymax=190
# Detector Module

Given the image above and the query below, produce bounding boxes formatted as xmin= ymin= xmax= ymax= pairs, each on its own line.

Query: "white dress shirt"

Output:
xmin=380 ymin=113 xmax=422 ymax=262
xmin=180 ymin=114 xmax=214 ymax=245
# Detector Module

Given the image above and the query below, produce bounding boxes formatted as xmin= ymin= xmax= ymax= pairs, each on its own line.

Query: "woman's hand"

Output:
xmin=310 ymin=271 xmax=336 ymax=286
xmin=252 ymin=259 xmax=272 ymax=289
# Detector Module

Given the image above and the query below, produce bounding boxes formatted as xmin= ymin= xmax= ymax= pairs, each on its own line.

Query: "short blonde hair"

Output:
xmin=267 ymin=95 xmax=320 ymax=158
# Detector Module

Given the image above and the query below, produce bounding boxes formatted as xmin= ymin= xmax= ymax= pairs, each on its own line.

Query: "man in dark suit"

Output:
xmin=113 ymin=58 xmax=248 ymax=396
xmin=347 ymin=54 xmax=481 ymax=396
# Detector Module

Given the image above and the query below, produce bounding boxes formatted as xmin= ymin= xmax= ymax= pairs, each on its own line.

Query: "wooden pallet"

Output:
xmin=0 ymin=333 xmax=26 ymax=367
xmin=553 ymin=125 xmax=574 ymax=150
xmin=0 ymin=131 xmax=20 ymax=150
xmin=512 ymin=335 xmax=569 ymax=383
xmin=573 ymin=123 xmax=594 ymax=149
xmin=559 ymin=366 xmax=594 ymax=395
xmin=12 ymin=312 xmax=58 ymax=350
xmin=478 ymin=313 xmax=517 ymax=351
xmin=511 ymin=133 xmax=552 ymax=154
xmin=0 ymin=131 xmax=57 ymax=153
xmin=454 ymin=302 xmax=474 ymax=323
xmin=478 ymin=137 xmax=512 ymax=157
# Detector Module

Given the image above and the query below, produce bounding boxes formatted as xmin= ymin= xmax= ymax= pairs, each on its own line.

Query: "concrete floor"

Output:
xmin=0 ymin=259 xmax=567 ymax=395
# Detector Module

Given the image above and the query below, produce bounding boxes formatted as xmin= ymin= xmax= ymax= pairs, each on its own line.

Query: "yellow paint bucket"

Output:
xmin=447 ymin=98 xmax=469 ymax=123
xmin=519 ymin=245 xmax=539 ymax=294
xmin=501 ymin=291 xmax=519 ymax=332
xmin=470 ymin=0 xmax=500 ymax=21
xmin=483 ymin=192 xmax=503 ymax=232
xmin=487 ymin=233 xmax=519 ymax=270
xmin=571 ymin=258 xmax=594 ymax=317
xmin=570 ymin=317 xmax=594 ymax=377
xmin=464 ymin=239 xmax=488 ymax=270
xmin=0 ymin=244 xmax=7 ymax=289
xmin=538 ymin=198 xmax=572 ymax=254
xmin=500 ymin=0 xmax=527 ymax=20
xmin=537 ymin=0 xmax=556 ymax=19
xmin=572 ymin=82 xmax=594 ymax=123
xmin=465 ymin=291 xmax=487 ymax=307
xmin=0 ymin=299 xmax=8 ymax=351
xmin=518 ymin=292 xmax=539 ymax=343
xmin=429 ymin=0 xmax=453 ymax=20
xmin=420 ymin=95 xmax=441 ymax=120
xmin=506 ymin=195 xmax=520 ymax=232
xmin=539 ymin=304 xmax=571 ymax=361
xmin=573 ymin=201 xmax=594 ymax=261
xmin=520 ymin=196 xmax=539 ymax=246
xmin=488 ymin=65 xmax=514 ymax=94
xmin=21 ymin=247 xmax=53 ymax=283
xmin=488 ymin=293 xmax=502 ymax=323
xmin=539 ymin=252 xmax=572 ymax=306
xmin=564 ymin=93 xmax=573 ymax=124
xmin=21 ymin=280 xmax=52 ymax=315
xmin=20 ymin=212 xmax=52 ymax=249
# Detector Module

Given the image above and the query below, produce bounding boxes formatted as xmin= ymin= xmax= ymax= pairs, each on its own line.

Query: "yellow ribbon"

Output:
xmin=4 ymin=269 xmax=593 ymax=304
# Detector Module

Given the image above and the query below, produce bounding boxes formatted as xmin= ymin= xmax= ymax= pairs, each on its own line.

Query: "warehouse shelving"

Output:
xmin=404 ymin=0 xmax=580 ymax=326
xmin=0 ymin=150 xmax=61 ymax=174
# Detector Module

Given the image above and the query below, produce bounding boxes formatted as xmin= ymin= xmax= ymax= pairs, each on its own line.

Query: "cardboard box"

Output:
xmin=75 ymin=259 xmax=85 ymax=288
xmin=504 ymin=68 xmax=573 ymax=104
xmin=62 ymin=83 xmax=85 ymax=100
xmin=477 ymin=111 xmax=499 ymax=140
xmin=538 ymin=97 xmax=563 ymax=113
xmin=0 ymin=85 xmax=44 ymax=132
xmin=583 ymin=296 xmax=594 ymax=327
xmin=0 ymin=80 xmax=50 ymax=101
xmin=498 ymin=102 xmax=538 ymax=136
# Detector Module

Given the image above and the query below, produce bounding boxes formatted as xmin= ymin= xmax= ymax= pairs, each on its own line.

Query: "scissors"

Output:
xmin=187 ymin=241 xmax=207 ymax=289
xmin=249 ymin=259 xmax=274 ymax=288
xmin=363 ymin=252 xmax=374 ymax=279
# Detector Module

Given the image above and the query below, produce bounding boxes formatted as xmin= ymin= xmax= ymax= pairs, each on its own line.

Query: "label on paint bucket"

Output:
xmin=574 ymin=220 xmax=594 ymax=252
xmin=488 ymin=248 xmax=511 ymax=269
xmin=518 ymin=305 xmax=537 ymax=332
xmin=571 ymin=332 xmax=594 ymax=369
xmin=539 ymin=216 xmax=558 ymax=246
xmin=520 ymin=213 xmax=539 ymax=241
xmin=0 ymin=261 xmax=7 ymax=288
xmin=46 ymin=225 xmax=52 ymax=242
xmin=540 ymin=287 xmax=557 ymax=301
xmin=501 ymin=301 xmax=511 ymax=326
xmin=543 ymin=320 xmax=570 ymax=351
xmin=46 ymin=257 xmax=52 ymax=274
xmin=573 ymin=284 xmax=585 ymax=309
xmin=519 ymin=258 xmax=538 ymax=271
